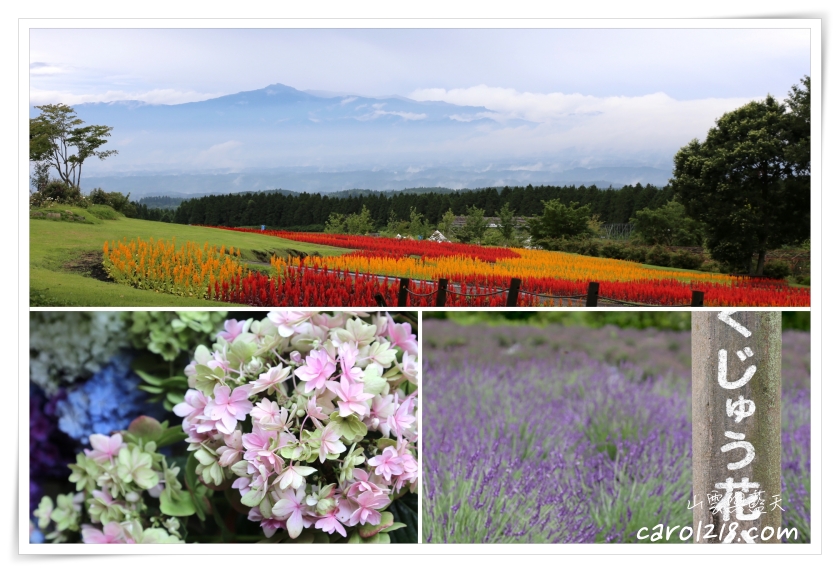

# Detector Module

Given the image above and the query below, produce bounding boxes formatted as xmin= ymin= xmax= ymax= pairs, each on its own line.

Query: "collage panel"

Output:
xmin=421 ymin=310 xmax=810 ymax=544
xmin=21 ymin=22 xmax=818 ymax=559
xmin=28 ymin=310 xmax=418 ymax=545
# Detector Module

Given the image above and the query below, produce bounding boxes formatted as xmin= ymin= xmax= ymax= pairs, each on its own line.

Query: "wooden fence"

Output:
xmin=372 ymin=276 xmax=705 ymax=307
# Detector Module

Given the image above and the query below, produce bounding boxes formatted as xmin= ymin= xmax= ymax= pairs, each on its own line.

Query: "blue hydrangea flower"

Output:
xmin=55 ymin=353 xmax=155 ymax=443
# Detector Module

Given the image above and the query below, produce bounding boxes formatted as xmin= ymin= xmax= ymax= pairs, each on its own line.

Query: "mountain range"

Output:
xmin=32 ymin=83 xmax=674 ymax=197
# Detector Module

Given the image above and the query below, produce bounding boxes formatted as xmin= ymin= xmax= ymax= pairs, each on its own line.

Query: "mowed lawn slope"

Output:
xmin=30 ymin=214 xmax=351 ymax=307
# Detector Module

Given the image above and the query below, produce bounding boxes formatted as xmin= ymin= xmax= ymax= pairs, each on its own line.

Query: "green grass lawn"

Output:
xmin=29 ymin=211 xmax=351 ymax=307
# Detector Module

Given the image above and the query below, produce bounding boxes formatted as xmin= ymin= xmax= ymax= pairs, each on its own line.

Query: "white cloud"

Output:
xmin=191 ymin=140 xmax=244 ymax=169
xmin=410 ymin=85 xmax=755 ymax=126
xmin=29 ymin=63 xmax=69 ymax=76
xmin=29 ymin=87 xmax=222 ymax=106
xmin=340 ymin=96 xmax=358 ymax=105
xmin=407 ymin=85 xmax=762 ymax=162
xmin=355 ymin=110 xmax=427 ymax=121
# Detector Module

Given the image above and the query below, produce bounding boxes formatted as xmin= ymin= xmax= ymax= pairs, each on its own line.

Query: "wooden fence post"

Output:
xmin=691 ymin=290 xmax=705 ymax=307
xmin=692 ymin=311 xmax=782 ymax=543
xmin=374 ymin=293 xmax=386 ymax=307
xmin=397 ymin=278 xmax=409 ymax=307
xmin=506 ymin=278 xmax=522 ymax=307
xmin=585 ymin=282 xmax=599 ymax=307
xmin=435 ymin=278 xmax=449 ymax=307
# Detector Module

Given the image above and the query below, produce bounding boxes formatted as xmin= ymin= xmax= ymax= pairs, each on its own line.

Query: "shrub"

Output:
xmin=645 ymin=245 xmax=673 ymax=267
xmin=600 ymin=242 xmax=629 ymax=260
xmin=578 ymin=239 xmax=601 ymax=257
xmin=625 ymin=246 xmax=650 ymax=263
xmin=87 ymin=188 xmax=136 ymax=217
xmin=670 ymin=249 xmax=704 ymax=271
xmin=30 ymin=180 xmax=89 ymax=208
xmin=763 ymin=260 xmax=792 ymax=279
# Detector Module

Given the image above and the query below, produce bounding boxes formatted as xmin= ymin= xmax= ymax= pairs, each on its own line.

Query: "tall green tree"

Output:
xmin=345 ymin=205 xmax=374 ymax=235
xmin=671 ymin=77 xmax=810 ymax=275
xmin=458 ymin=205 xmax=487 ymax=244
xmin=437 ymin=208 xmax=455 ymax=239
xmin=324 ymin=212 xmax=347 ymax=234
xmin=528 ymin=200 xmax=591 ymax=243
xmin=407 ymin=206 xmax=430 ymax=238
xmin=630 ymin=199 xmax=703 ymax=246
xmin=30 ymin=103 xmax=118 ymax=189
xmin=496 ymin=202 xmax=516 ymax=244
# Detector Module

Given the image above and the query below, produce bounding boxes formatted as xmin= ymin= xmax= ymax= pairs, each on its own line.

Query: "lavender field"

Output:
xmin=421 ymin=319 xmax=810 ymax=543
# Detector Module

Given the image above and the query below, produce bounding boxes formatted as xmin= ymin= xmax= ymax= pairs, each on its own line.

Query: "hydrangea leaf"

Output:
xmin=127 ymin=416 xmax=163 ymax=442
xmin=159 ymin=486 xmax=196 ymax=517
xmin=156 ymin=426 xmax=187 ymax=448
xmin=140 ymin=528 xmax=184 ymax=544
xmin=194 ymin=364 xmax=222 ymax=395
xmin=230 ymin=339 xmax=258 ymax=365
xmin=358 ymin=511 xmax=394 ymax=538
xmin=329 ymin=412 xmax=367 ymax=443
xmin=376 ymin=438 xmax=398 ymax=451
xmin=348 ymin=530 xmax=390 ymax=543
xmin=381 ymin=522 xmax=407 ymax=533
xmin=313 ymin=531 xmax=331 ymax=543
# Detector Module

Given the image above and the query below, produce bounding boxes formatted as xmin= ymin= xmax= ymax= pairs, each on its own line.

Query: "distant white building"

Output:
xmin=428 ymin=230 xmax=450 ymax=243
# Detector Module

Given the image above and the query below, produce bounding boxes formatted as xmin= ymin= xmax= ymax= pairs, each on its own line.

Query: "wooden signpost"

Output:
xmin=692 ymin=311 xmax=783 ymax=543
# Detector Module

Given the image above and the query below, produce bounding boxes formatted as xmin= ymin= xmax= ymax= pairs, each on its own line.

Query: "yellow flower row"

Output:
xmin=280 ymin=248 xmax=734 ymax=285
xmin=104 ymin=238 xmax=246 ymax=298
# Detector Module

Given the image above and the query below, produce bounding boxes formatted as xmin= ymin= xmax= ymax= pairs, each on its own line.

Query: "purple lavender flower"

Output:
xmin=422 ymin=320 xmax=810 ymax=543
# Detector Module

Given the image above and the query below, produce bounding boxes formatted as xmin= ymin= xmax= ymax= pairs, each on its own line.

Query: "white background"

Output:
xmin=6 ymin=1 xmax=836 ymax=571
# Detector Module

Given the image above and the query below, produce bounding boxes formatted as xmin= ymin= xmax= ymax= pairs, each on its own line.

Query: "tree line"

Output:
xmin=171 ymin=183 xmax=675 ymax=229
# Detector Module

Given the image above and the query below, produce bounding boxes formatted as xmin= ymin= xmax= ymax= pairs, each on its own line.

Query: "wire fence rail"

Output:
xmin=374 ymin=276 xmax=706 ymax=308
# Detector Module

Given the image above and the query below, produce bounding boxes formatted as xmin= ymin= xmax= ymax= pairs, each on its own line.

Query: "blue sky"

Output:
xmin=29 ymin=28 xmax=812 ymax=176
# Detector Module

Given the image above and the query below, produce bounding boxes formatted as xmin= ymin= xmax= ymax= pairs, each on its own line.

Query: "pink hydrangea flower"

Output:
xmin=275 ymin=464 xmax=317 ymax=490
xmin=388 ymin=394 xmax=417 ymax=440
xmin=251 ymin=365 xmax=291 ymax=395
xmin=367 ymin=394 xmax=396 ymax=436
xmin=271 ymin=485 xmax=312 ymax=539
xmin=340 ymin=490 xmax=391 ymax=527
xmin=391 ymin=438 xmax=419 ymax=492
xmin=248 ymin=507 xmax=286 ymax=538
xmin=295 ymin=349 xmax=336 ymax=394
xmin=207 ymin=350 xmax=231 ymax=373
xmin=326 ymin=376 xmax=374 ymax=418
xmin=217 ymin=430 xmax=244 ymax=467
xmin=314 ymin=506 xmax=347 ymax=537
xmin=318 ymin=421 xmax=347 ymax=463
xmin=81 ymin=522 xmax=129 ymax=544
xmin=218 ymin=319 xmax=247 ymax=343
xmin=84 ymin=433 xmax=124 ymax=464
xmin=173 ymin=389 xmax=209 ymax=428
xmin=306 ymin=395 xmax=329 ymax=423
xmin=250 ymin=399 xmax=291 ymax=431
xmin=346 ymin=468 xmax=389 ymax=498
xmin=205 ymin=383 xmax=253 ymax=434
xmin=368 ymin=446 xmax=404 ymax=482
xmin=268 ymin=311 xmax=316 ymax=337
xmin=243 ymin=426 xmax=282 ymax=469
xmin=387 ymin=317 xmax=418 ymax=355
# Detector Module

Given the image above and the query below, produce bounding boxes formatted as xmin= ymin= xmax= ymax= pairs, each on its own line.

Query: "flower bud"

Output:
xmin=316 ymin=497 xmax=336 ymax=514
